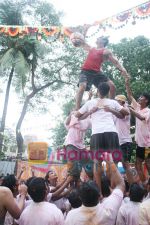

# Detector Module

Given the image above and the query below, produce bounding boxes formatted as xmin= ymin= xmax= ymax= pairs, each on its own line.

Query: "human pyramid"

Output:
xmin=65 ymin=35 xmax=150 ymax=185
xmin=0 ymin=35 xmax=150 ymax=225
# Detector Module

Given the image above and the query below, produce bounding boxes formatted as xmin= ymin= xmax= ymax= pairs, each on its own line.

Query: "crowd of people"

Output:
xmin=0 ymin=36 xmax=150 ymax=225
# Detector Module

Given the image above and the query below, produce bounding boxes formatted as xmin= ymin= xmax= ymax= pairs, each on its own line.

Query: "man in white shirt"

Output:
xmin=65 ymin=153 xmax=125 ymax=225
xmin=139 ymin=198 xmax=150 ymax=225
xmin=114 ymin=95 xmax=132 ymax=168
xmin=19 ymin=177 xmax=65 ymax=225
xmin=116 ymin=183 xmax=145 ymax=225
xmin=76 ymin=82 xmax=128 ymax=188
xmin=125 ymin=76 xmax=150 ymax=182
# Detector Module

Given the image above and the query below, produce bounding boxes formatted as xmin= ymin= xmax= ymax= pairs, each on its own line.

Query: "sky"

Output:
xmin=0 ymin=0 xmax=150 ymax=143
xmin=50 ymin=0 xmax=148 ymax=26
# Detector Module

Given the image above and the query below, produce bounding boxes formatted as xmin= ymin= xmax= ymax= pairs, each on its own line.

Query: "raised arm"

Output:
xmin=3 ymin=186 xmax=26 ymax=219
xmin=103 ymin=49 xmax=128 ymax=77
xmin=51 ymin=176 xmax=73 ymax=201
xmin=125 ymin=77 xmax=134 ymax=103
xmin=106 ymin=153 xmax=125 ymax=193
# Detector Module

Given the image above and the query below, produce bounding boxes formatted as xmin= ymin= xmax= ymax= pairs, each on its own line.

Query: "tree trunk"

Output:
xmin=15 ymin=76 xmax=59 ymax=156
xmin=0 ymin=67 xmax=14 ymax=152
xmin=16 ymin=92 xmax=35 ymax=157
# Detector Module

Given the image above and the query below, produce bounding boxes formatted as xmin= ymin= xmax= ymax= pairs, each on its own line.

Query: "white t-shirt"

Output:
xmin=116 ymin=200 xmax=140 ymax=225
xmin=79 ymin=98 xmax=123 ymax=135
xmin=139 ymin=199 xmax=150 ymax=225
xmin=65 ymin=188 xmax=123 ymax=225
xmin=131 ymin=98 xmax=150 ymax=147
xmin=114 ymin=106 xmax=132 ymax=145
xmin=19 ymin=201 xmax=64 ymax=225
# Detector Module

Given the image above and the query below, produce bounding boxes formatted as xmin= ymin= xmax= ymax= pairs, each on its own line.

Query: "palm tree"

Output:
xmin=0 ymin=0 xmax=37 ymax=152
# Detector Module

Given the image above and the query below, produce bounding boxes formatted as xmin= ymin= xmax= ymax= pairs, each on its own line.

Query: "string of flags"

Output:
xmin=0 ymin=0 xmax=150 ymax=41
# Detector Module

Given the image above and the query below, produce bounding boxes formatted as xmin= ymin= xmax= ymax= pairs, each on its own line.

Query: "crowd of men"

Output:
xmin=0 ymin=36 xmax=150 ymax=225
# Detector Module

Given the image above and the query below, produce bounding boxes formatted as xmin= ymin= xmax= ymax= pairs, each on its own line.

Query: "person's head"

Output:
xmin=79 ymin=181 xmax=100 ymax=207
xmin=96 ymin=36 xmax=109 ymax=48
xmin=98 ymin=82 xmax=110 ymax=98
xmin=138 ymin=93 xmax=150 ymax=108
xmin=1 ymin=174 xmax=18 ymax=196
xmin=101 ymin=176 xmax=111 ymax=198
xmin=28 ymin=177 xmax=47 ymax=202
xmin=68 ymin=189 xmax=82 ymax=208
xmin=115 ymin=95 xmax=127 ymax=106
xmin=129 ymin=183 xmax=145 ymax=202
xmin=124 ymin=179 xmax=130 ymax=197
xmin=25 ymin=176 xmax=36 ymax=188
xmin=45 ymin=170 xmax=58 ymax=186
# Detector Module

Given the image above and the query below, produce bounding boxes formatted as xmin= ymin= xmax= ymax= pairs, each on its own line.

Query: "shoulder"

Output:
xmin=84 ymin=99 xmax=98 ymax=107
xmin=140 ymin=199 xmax=150 ymax=208
xmin=66 ymin=207 xmax=80 ymax=219
xmin=106 ymin=99 xmax=120 ymax=106
xmin=103 ymin=48 xmax=112 ymax=55
xmin=104 ymin=188 xmax=123 ymax=203
xmin=111 ymin=188 xmax=124 ymax=198
xmin=46 ymin=202 xmax=63 ymax=213
xmin=0 ymin=186 xmax=12 ymax=198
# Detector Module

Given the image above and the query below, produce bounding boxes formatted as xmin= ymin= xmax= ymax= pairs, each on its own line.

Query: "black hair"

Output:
xmin=101 ymin=176 xmax=111 ymax=197
xmin=45 ymin=170 xmax=53 ymax=184
xmin=1 ymin=174 xmax=17 ymax=193
xmin=28 ymin=177 xmax=47 ymax=202
xmin=125 ymin=179 xmax=130 ymax=193
xmin=98 ymin=82 xmax=110 ymax=97
xmin=26 ymin=176 xmax=36 ymax=188
xmin=141 ymin=93 xmax=150 ymax=106
xmin=68 ymin=189 xmax=82 ymax=208
xmin=129 ymin=183 xmax=145 ymax=202
xmin=79 ymin=181 xmax=100 ymax=207
xmin=98 ymin=36 xmax=109 ymax=47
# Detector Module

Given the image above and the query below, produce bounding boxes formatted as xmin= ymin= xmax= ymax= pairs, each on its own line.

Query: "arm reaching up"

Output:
xmin=104 ymin=153 xmax=125 ymax=193
xmin=125 ymin=76 xmax=135 ymax=103
xmin=103 ymin=49 xmax=128 ymax=77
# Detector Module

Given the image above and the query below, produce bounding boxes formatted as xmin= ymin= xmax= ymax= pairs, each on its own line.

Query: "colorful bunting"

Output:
xmin=0 ymin=0 xmax=149 ymax=41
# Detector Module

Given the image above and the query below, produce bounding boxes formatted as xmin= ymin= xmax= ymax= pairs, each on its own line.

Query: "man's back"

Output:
xmin=65 ymin=188 xmax=123 ymax=225
xmin=116 ymin=200 xmax=140 ymax=225
xmin=139 ymin=199 xmax=150 ymax=225
xmin=79 ymin=98 xmax=122 ymax=135
xmin=19 ymin=201 xmax=64 ymax=225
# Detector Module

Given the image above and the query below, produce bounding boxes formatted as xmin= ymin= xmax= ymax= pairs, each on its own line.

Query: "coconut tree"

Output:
xmin=0 ymin=0 xmax=38 ymax=151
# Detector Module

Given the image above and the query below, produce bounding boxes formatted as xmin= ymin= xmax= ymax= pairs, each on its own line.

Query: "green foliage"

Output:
xmin=52 ymin=36 xmax=150 ymax=152
xmin=0 ymin=0 xmax=23 ymax=25
xmin=3 ymin=128 xmax=17 ymax=153
xmin=52 ymin=122 xmax=67 ymax=149
xmin=0 ymin=151 xmax=5 ymax=160
xmin=104 ymin=36 xmax=150 ymax=98
xmin=62 ymin=99 xmax=75 ymax=118
xmin=34 ymin=2 xmax=62 ymax=26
